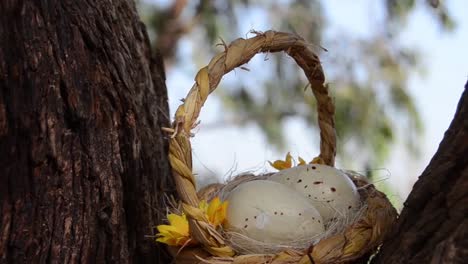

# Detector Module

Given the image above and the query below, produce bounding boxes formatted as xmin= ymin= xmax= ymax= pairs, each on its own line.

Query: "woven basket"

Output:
xmin=164 ymin=30 xmax=397 ymax=264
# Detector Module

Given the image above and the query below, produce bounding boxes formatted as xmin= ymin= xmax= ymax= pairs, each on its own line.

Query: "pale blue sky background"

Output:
xmin=147 ymin=0 xmax=467 ymax=200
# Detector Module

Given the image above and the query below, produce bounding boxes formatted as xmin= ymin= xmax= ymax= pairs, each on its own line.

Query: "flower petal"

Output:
xmin=269 ymin=152 xmax=293 ymax=170
xmin=298 ymin=156 xmax=306 ymax=165
xmin=200 ymin=197 xmax=229 ymax=227
xmin=155 ymin=213 xmax=191 ymax=246
xmin=310 ymin=156 xmax=325 ymax=164
xmin=207 ymin=197 xmax=221 ymax=222
xmin=167 ymin=213 xmax=189 ymax=235
xmin=156 ymin=236 xmax=176 ymax=246
xmin=157 ymin=224 xmax=177 ymax=235
xmin=218 ymin=200 xmax=229 ymax=225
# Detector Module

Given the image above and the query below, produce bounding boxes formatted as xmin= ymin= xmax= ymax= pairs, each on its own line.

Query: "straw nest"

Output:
xmin=162 ymin=30 xmax=398 ymax=263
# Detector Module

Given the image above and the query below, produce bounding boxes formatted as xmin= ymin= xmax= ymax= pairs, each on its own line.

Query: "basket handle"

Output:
xmin=166 ymin=30 xmax=336 ymax=256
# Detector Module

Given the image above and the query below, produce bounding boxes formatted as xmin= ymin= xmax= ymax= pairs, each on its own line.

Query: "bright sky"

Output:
xmin=158 ymin=0 xmax=467 ymax=201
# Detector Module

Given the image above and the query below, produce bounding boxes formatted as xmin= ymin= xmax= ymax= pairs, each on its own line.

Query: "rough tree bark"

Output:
xmin=373 ymin=82 xmax=468 ymax=263
xmin=0 ymin=0 xmax=175 ymax=263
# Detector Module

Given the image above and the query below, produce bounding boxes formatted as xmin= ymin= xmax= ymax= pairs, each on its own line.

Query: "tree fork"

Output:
xmin=374 ymin=82 xmax=468 ymax=263
xmin=0 ymin=0 xmax=174 ymax=263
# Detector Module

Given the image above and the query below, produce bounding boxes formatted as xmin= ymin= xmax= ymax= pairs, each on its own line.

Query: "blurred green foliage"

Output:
xmin=138 ymin=0 xmax=455 ymax=171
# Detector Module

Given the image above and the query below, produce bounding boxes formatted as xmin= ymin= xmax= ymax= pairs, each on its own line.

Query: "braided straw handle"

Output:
xmin=167 ymin=30 xmax=336 ymax=256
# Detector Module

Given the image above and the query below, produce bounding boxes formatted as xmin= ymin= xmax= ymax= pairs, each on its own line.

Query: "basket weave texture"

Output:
xmin=164 ymin=30 xmax=397 ymax=264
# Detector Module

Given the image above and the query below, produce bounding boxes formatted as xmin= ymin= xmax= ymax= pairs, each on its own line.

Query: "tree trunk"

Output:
xmin=0 ymin=0 xmax=175 ymax=263
xmin=374 ymin=82 xmax=468 ymax=263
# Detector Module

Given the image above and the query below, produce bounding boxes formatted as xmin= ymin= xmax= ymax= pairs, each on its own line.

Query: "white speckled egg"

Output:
xmin=269 ymin=164 xmax=360 ymax=222
xmin=225 ymin=180 xmax=324 ymax=245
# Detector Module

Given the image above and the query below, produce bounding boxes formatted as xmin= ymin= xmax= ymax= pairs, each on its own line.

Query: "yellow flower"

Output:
xmin=156 ymin=213 xmax=192 ymax=246
xmin=199 ymin=197 xmax=229 ymax=227
xmin=156 ymin=197 xmax=228 ymax=246
xmin=269 ymin=152 xmax=293 ymax=170
xmin=269 ymin=152 xmax=324 ymax=170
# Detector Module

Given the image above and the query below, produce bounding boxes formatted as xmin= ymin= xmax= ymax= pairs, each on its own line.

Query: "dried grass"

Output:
xmin=197 ymin=172 xmax=366 ymax=256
